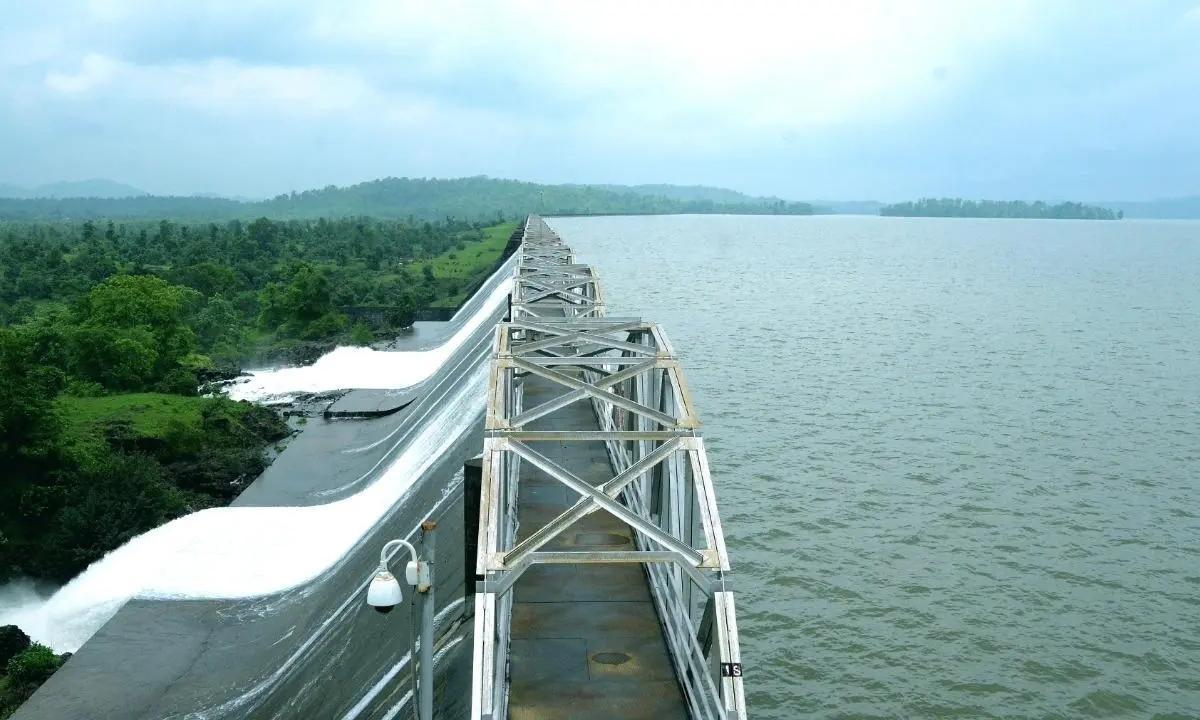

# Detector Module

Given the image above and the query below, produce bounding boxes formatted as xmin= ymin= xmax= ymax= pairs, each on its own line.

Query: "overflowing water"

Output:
xmin=551 ymin=215 xmax=1200 ymax=719
xmin=225 ymin=276 xmax=511 ymax=403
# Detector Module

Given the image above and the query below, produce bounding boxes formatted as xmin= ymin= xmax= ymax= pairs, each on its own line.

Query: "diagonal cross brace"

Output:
xmin=502 ymin=438 xmax=683 ymax=566
xmin=516 ymin=287 xmax=598 ymax=306
xmin=504 ymin=439 xmax=704 ymax=566
xmin=511 ymin=358 xmax=679 ymax=428
xmin=519 ymin=278 xmax=595 ymax=303
xmin=509 ymin=359 xmax=659 ymax=428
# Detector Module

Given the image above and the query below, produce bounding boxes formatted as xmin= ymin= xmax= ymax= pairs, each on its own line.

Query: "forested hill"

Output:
xmin=880 ymin=198 xmax=1120 ymax=220
xmin=590 ymin=183 xmax=780 ymax=205
xmin=0 ymin=176 xmax=814 ymax=222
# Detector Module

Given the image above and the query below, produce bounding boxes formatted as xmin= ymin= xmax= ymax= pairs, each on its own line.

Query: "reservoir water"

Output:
xmin=550 ymin=215 xmax=1200 ymax=719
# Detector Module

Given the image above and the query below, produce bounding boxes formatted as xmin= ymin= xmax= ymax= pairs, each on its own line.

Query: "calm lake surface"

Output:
xmin=548 ymin=215 xmax=1200 ymax=720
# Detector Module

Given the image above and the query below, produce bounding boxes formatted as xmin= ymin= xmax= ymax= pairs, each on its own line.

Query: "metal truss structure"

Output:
xmin=471 ymin=216 xmax=746 ymax=720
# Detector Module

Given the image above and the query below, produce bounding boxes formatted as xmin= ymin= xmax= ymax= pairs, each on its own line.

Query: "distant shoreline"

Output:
xmin=880 ymin=198 xmax=1120 ymax=220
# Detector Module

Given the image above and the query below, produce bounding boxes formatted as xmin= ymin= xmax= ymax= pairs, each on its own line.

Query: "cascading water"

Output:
xmin=0 ymin=270 xmax=512 ymax=653
xmin=225 ymin=277 xmax=512 ymax=403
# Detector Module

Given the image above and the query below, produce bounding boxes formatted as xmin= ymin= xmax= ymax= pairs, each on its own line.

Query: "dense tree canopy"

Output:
xmin=0 ymin=216 xmax=505 ymax=358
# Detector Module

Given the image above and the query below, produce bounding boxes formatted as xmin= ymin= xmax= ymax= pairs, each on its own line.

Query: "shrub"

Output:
xmin=5 ymin=643 xmax=61 ymax=688
xmin=350 ymin=322 xmax=373 ymax=346
xmin=301 ymin=312 xmax=347 ymax=340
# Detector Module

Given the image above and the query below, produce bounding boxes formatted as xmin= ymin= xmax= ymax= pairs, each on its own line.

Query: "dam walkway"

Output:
xmin=471 ymin=217 xmax=746 ymax=719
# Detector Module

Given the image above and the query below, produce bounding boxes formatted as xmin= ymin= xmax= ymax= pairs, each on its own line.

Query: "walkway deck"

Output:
xmin=508 ymin=373 xmax=688 ymax=719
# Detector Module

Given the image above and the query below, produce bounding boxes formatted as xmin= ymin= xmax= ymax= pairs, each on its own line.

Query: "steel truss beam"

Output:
xmin=471 ymin=215 xmax=746 ymax=720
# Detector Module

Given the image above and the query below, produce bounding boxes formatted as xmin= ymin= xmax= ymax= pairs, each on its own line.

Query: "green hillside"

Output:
xmin=0 ymin=176 xmax=814 ymax=222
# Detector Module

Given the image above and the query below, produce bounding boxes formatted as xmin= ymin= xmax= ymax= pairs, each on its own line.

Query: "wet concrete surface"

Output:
xmin=12 ymin=256 xmax=516 ymax=720
xmin=324 ymin=387 xmax=420 ymax=417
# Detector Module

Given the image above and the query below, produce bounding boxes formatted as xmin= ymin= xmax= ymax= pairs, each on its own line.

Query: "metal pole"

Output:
xmin=419 ymin=519 xmax=437 ymax=720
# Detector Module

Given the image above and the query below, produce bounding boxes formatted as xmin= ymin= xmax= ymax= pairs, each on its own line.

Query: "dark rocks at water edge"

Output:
xmin=194 ymin=361 xmax=242 ymax=386
xmin=261 ymin=340 xmax=340 ymax=367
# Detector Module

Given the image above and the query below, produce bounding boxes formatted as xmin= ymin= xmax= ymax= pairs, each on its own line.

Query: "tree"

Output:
xmin=193 ymin=295 xmax=244 ymax=357
xmin=284 ymin=264 xmax=334 ymax=325
xmin=69 ymin=325 xmax=158 ymax=390
xmin=879 ymin=197 xmax=1118 ymax=220
xmin=349 ymin=322 xmax=373 ymax=346
xmin=174 ymin=262 xmax=237 ymax=297
xmin=256 ymin=282 xmax=290 ymax=329
xmin=247 ymin=217 xmax=279 ymax=258
xmin=0 ymin=327 xmax=66 ymax=466
xmin=85 ymin=275 xmax=188 ymax=331
xmin=75 ymin=275 xmax=197 ymax=386
xmin=258 ymin=263 xmax=345 ymax=339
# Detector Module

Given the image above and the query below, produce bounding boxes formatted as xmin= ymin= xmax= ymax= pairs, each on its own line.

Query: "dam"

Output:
xmin=9 ymin=216 xmax=744 ymax=719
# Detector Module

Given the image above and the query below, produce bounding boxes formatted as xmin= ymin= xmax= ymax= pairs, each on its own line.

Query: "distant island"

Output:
xmin=0 ymin=176 xmax=814 ymax=222
xmin=880 ymin=198 xmax=1121 ymax=220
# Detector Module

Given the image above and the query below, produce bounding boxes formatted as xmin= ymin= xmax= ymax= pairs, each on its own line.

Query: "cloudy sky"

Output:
xmin=1 ymin=0 xmax=1197 ymax=201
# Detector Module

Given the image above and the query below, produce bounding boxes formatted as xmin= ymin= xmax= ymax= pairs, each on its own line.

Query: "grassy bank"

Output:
xmin=412 ymin=221 xmax=516 ymax=308
xmin=59 ymin=393 xmax=268 ymax=444
xmin=345 ymin=219 xmax=517 ymax=313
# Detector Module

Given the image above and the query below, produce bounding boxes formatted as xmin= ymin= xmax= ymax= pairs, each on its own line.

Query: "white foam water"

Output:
xmin=225 ymin=277 xmax=511 ymax=403
xmin=0 ymin=365 xmax=489 ymax=652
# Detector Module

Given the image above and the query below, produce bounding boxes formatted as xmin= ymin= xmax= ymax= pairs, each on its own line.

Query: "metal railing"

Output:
xmin=470 ymin=216 xmax=746 ymax=719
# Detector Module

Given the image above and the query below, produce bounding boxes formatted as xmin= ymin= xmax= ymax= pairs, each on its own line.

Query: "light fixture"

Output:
xmin=365 ymin=538 xmax=427 ymax=613
xmin=364 ymin=525 xmax=437 ymax=720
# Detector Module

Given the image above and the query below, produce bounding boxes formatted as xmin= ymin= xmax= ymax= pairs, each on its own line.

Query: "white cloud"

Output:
xmin=44 ymin=53 xmax=376 ymax=114
xmin=45 ymin=54 xmax=120 ymax=93
xmin=308 ymin=1 xmax=1041 ymax=132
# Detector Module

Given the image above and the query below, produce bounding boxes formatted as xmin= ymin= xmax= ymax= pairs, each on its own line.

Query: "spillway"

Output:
xmin=9 ymin=249 xmax=518 ymax=719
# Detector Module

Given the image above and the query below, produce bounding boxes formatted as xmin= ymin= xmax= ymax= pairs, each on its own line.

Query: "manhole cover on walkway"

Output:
xmin=591 ymin=652 xmax=632 ymax=666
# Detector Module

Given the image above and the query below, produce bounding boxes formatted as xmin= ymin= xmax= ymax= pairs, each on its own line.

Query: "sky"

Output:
xmin=0 ymin=0 xmax=1197 ymax=201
